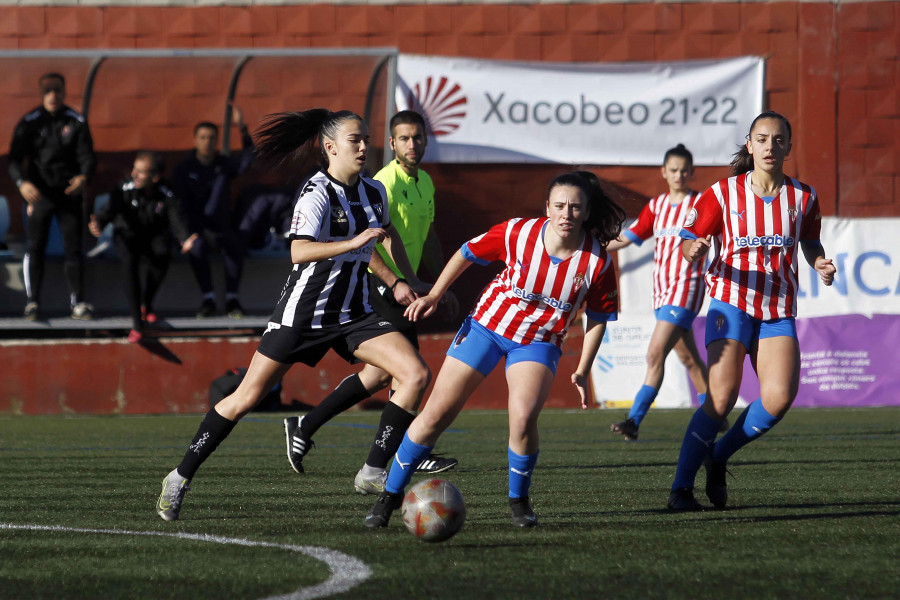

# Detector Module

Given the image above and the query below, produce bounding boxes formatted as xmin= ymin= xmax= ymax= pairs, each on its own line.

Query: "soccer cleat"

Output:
xmin=23 ymin=301 xmax=39 ymax=321
xmin=704 ymin=456 xmax=730 ymax=508
xmin=283 ymin=416 xmax=314 ymax=474
xmin=71 ymin=302 xmax=94 ymax=320
xmin=364 ymin=491 xmax=403 ymax=529
xmin=225 ymin=298 xmax=244 ymax=319
xmin=196 ymin=298 xmax=217 ymax=319
xmin=509 ymin=496 xmax=538 ymax=527
xmin=128 ymin=329 xmax=143 ymax=344
xmin=416 ymin=454 xmax=459 ymax=474
xmin=610 ymin=418 xmax=639 ymax=441
xmin=667 ymin=487 xmax=704 ymax=512
xmin=157 ymin=469 xmax=190 ymax=521
xmin=354 ymin=468 xmax=387 ymax=495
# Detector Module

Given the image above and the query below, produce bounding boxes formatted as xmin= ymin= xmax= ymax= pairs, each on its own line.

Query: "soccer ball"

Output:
xmin=401 ymin=478 xmax=466 ymax=542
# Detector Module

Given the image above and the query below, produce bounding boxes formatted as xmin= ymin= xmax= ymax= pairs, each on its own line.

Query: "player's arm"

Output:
xmin=801 ymin=241 xmax=835 ymax=286
xmin=422 ymin=224 xmax=460 ymax=318
xmin=680 ymin=188 xmax=721 ymax=262
xmin=381 ymin=222 xmax=427 ymax=293
xmin=571 ymin=316 xmax=607 ymax=410
xmin=370 ymin=250 xmax=418 ymax=306
xmin=291 ymin=229 xmax=385 ymax=264
xmin=405 ymin=249 xmax=472 ymax=322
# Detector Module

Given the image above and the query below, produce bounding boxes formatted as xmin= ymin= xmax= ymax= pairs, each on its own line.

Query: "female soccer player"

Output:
xmin=667 ymin=111 xmax=836 ymax=511
xmin=156 ymin=109 xmax=431 ymax=521
xmin=607 ymin=144 xmax=709 ymax=440
xmin=365 ymin=171 xmax=625 ymax=528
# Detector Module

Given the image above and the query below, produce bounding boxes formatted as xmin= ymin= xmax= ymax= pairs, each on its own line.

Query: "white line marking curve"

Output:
xmin=1 ymin=523 xmax=372 ymax=600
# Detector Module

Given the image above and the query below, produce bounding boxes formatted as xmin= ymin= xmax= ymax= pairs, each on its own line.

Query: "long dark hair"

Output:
xmin=549 ymin=171 xmax=625 ymax=246
xmin=730 ymin=111 xmax=792 ymax=175
xmin=254 ymin=109 xmax=364 ymax=170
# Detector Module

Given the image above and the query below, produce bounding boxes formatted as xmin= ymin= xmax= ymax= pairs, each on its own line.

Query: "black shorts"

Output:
xmin=256 ymin=312 xmax=398 ymax=366
xmin=368 ymin=274 xmax=419 ymax=349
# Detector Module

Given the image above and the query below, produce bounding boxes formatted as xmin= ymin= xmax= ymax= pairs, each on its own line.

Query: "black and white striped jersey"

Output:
xmin=269 ymin=170 xmax=389 ymax=329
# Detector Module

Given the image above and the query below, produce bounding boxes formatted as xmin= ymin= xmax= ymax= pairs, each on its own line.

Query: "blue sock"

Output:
xmin=672 ymin=408 xmax=724 ymax=490
xmin=508 ymin=448 xmax=539 ymax=499
xmin=697 ymin=393 xmax=707 ymax=407
xmin=712 ymin=399 xmax=780 ymax=464
xmin=385 ymin=432 xmax=433 ymax=494
xmin=627 ymin=385 xmax=659 ymax=426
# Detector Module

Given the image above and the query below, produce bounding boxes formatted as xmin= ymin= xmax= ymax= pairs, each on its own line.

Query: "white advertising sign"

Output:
xmin=396 ymin=54 xmax=765 ymax=166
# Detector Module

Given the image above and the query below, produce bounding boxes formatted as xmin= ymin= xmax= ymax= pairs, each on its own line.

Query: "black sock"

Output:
xmin=176 ymin=408 xmax=237 ymax=480
xmin=366 ymin=400 xmax=416 ymax=469
xmin=300 ymin=374 xmax=370 ymax=438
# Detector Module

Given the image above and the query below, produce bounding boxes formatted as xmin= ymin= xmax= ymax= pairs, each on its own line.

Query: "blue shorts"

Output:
xmin=655 ymin=305 xmax=698 ymax=330
xmin=446 ymin=316 xmax=562 ymax=377
xmin=705 ymin=298 xmax=797 ymax=351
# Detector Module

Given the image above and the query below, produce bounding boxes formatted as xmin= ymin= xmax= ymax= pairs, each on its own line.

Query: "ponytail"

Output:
xmin=730 ymin=111 xmax=792 ymax=176
xmin=254 ymin=109 xmax=364 ymax=169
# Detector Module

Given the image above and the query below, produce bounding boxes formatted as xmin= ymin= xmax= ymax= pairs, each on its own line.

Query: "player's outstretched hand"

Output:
xmin=571 ymin=372 xmax=590 ymax=410
xmin=815 ymin=257 xmax=836 ymax=286
xmin=404 ymin=295 xmax=439 ymax=322
xmin=350 ymin=228 xmax=385 ymax=250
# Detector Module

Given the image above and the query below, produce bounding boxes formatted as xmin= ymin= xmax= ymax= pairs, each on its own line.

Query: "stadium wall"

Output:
xmin=1 ymin=0 xmax=898 ymax=415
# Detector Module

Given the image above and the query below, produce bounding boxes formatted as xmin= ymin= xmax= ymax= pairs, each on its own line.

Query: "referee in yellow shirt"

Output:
xmin=284 ymin=111 xmax=460 ymax=494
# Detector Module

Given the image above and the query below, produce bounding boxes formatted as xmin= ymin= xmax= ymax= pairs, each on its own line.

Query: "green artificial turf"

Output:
xmin=0 ymin=408 xmax=897 ymax=599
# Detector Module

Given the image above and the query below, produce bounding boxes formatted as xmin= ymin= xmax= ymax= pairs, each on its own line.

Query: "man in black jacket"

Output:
xmin=172 ymin=106 xmax=253 ymax=319
xmin=90 ymin=151 xmax=198 ymax=342
xmin=8 ymin=72 xmax=97 ymax=320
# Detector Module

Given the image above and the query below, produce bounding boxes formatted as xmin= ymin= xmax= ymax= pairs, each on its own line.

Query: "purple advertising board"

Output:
xmin=692 ymin=314 xmax=899 ymax=408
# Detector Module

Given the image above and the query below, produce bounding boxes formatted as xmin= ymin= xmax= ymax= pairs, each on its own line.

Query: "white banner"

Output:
xmin=396 ymin=54 xmax=765 ymax=166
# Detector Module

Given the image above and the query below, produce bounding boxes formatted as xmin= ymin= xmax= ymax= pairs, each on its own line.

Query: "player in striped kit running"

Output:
xmin=365 ymin=171 xmax=625 ymax=528
xmin=156 ymin=109 xmax=431 ymax=521
xmin=667 ymin=111 xmax=836 ymax=511
xmin=607 ymin=144 xmax=710 ymax=440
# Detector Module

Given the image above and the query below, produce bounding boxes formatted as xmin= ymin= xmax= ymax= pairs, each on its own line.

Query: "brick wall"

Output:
xmin=0 ymin=1 xmax=897 ymax=223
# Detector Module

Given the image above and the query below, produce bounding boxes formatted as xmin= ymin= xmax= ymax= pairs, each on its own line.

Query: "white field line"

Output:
xmin=1 ymin=523 xmax=371 ymax=600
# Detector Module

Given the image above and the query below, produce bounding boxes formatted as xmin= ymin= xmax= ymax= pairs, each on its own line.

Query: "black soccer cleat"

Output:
xmin=704 ymin=456 xmax=730 ymax=508
xmin=667 ymin=487 xmax=704 ymax=512
xmin=509 ymin=496 xmax=538 ymax=527
xmin=284 ymin=416 xmax=314 ymax=474
xmin=416 ymin=453 xmax=459 ymax=474
xmin=365 ymin=491 xmax=403 ymax=529
xmin=610 ymin=418 xmax=639 ymax=441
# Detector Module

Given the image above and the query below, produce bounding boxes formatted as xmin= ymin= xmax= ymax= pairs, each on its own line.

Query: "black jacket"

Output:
xmin=171 ymin=131 xmax=254 ymax=233
xmin=8 ymin=105 xmax=96 ymax=193
xmin=96 ymin=179 xmax=192 ymax=244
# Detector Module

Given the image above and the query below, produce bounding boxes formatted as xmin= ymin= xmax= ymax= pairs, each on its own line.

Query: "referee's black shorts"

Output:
xmin=367 ymin=274 xmax=419 ymax=350
xmin=257 ymin=312 xmax=398 ymax=366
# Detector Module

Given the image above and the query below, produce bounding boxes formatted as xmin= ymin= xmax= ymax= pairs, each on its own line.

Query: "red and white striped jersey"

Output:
xmin=681 ymin=172 xmax=822 ymax=320
xmin=625 ymin=191 xmax=705 ymax=312
xmin=462 ymin=217 xmax=619 ymax=348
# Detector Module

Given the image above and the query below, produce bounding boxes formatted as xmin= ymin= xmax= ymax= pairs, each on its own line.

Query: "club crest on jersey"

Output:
xmin=788 ymin=207 xmax=798 ymax=223
xmin=331 ymin=206 xmax=347 ymax=223
xmin=684 ymin=208 xmax=698 ymax=228
xmin=572 ymin=273 xmax=586 ymax=291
